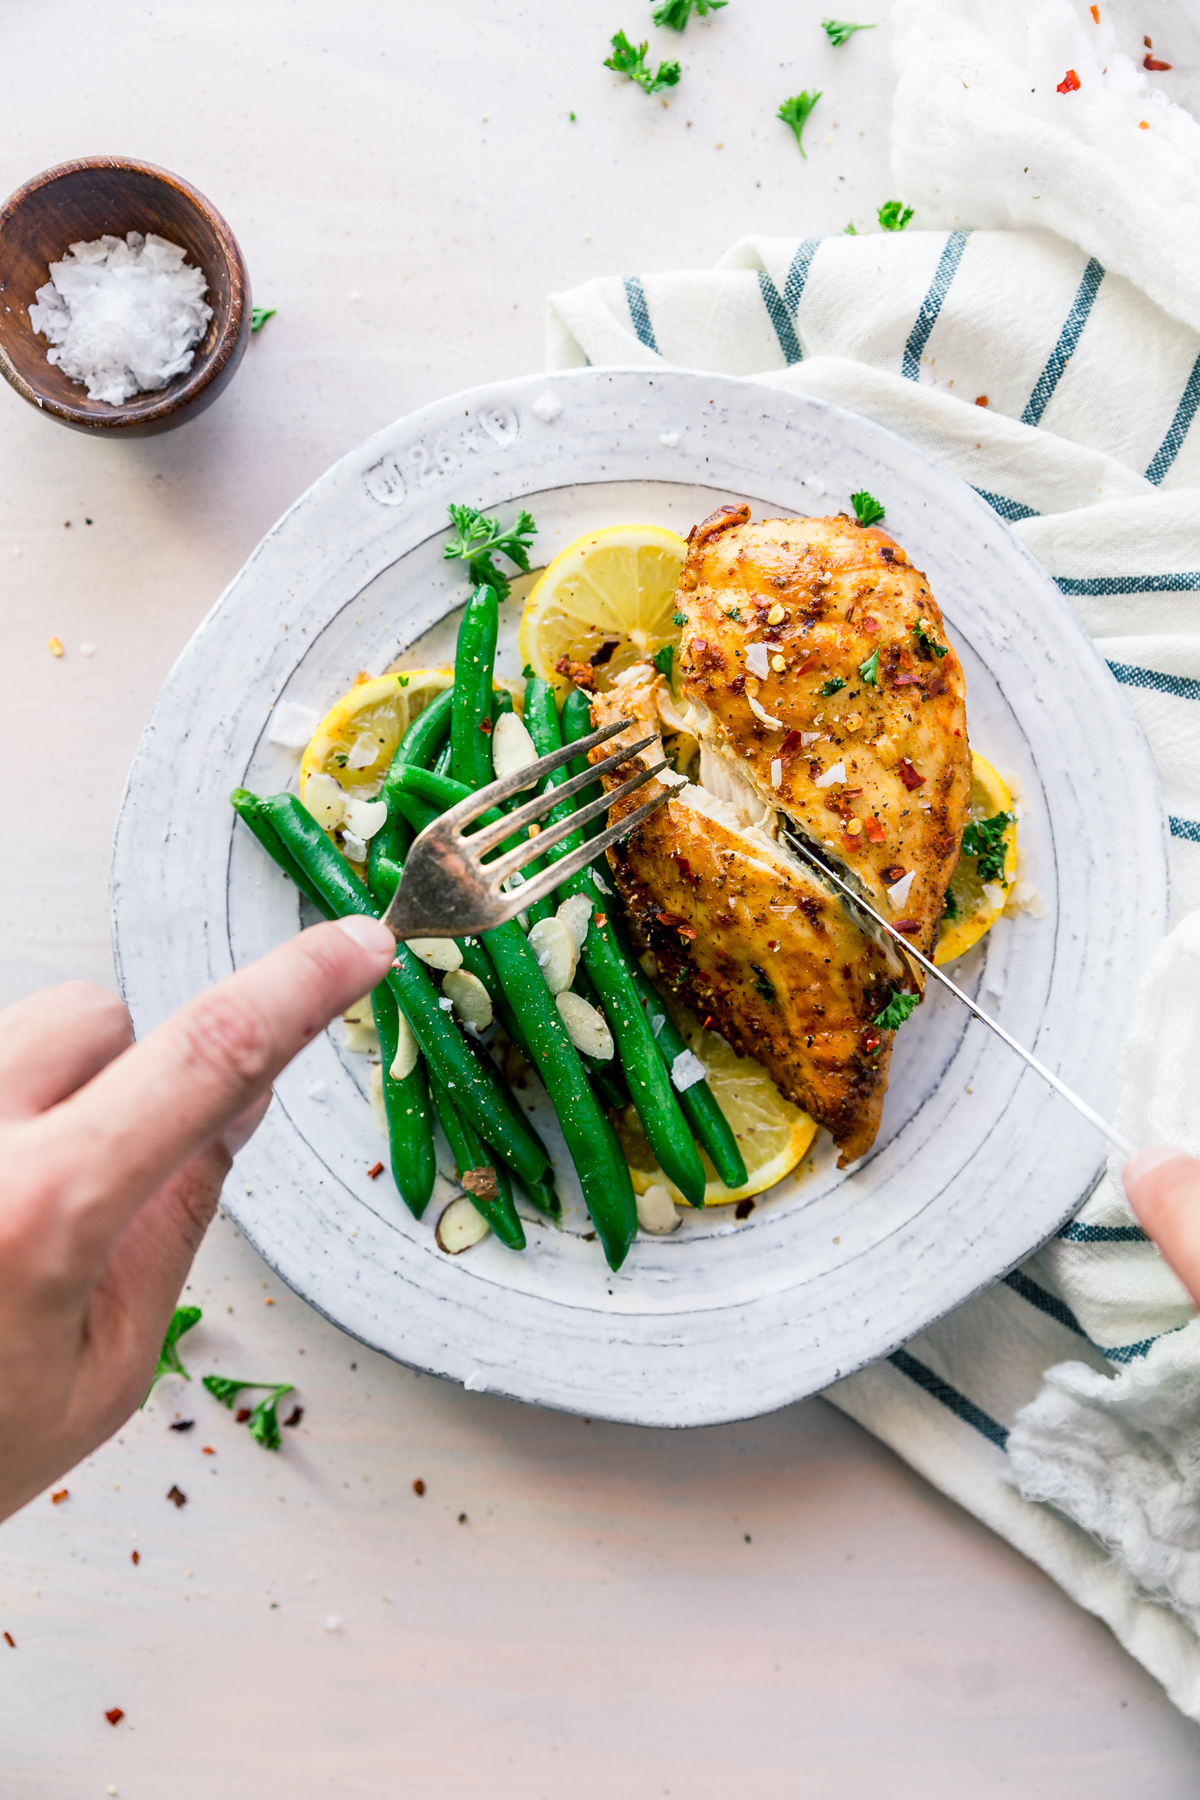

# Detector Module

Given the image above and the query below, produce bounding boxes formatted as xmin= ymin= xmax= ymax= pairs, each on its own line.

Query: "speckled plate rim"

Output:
xmin=111 ymin=367 xmax=1169 ymax=1428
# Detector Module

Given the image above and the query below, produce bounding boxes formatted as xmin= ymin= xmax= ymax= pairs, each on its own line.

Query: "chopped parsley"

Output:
xmin=250 ymin=307 xmax=276 ymax=332
xmin=820 ymin=676 xmax=846 ymax=696
xmin=942 ymin=888 xmax=959 ymax=921
xmin=672 ymin=610 xmax=688 ymax=626
xmin=844 ymin=221 xmax=858 ymax=235
xmin=777 ymin=90 xmax=821 ymax=157
xmin=443 ymin=503 xmax=537 ymax=601
xmin=605 ymin=30 xmax=681 ymax=93
xmin=851 ymin=489 xmax=886 ymax=527
xmin=522 ymin=663 xmax=536 ymax=678
xmin=653 ymin=0 xmax=726 ymax=26
xmin=725 ymin=604 xmax=742 ymax=620
xmin=961 ymin=811 xmax=1012 ymax=885
xmin=653 ymin=644 xmax=674 ymax=680
xmin=858 ymin=647 xmax=881 ymax=687
xmin=203 ymin=1376 xmax=295 ymax=1452
xmin=822 ymin=18 xmax=876 ymax=45
xmin=873 ymin=989 xmax=920 ymax=1030
xmin=913 ymin=617 xmax=948 ymax=659
xmin=752 ymin=964 xmax=775 ymax=1004
xmin=878 ymin=200 xmax=915 ymax=232
xmin=144 ymin=1305 xmax=201 ymax=1403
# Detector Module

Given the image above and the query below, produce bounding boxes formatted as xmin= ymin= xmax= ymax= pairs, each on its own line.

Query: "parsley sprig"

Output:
xmin=961 ymin=812 xmax=1012 ymax=886
xmin=778 ymin=91 xmax=821 ymax=156
xmin=873 ymin=989 xmax=920 ymax=1030
xmin=605 ymin=31 xmax=681 ymax=93
xmin=444 ymin=503 xmax=537 ymax=601
xmin=144 ymin=1305 xmax=202 ymax=1404
xmin=851 ymin=489 xmax=885 ymax=527
xmin=878 ymin=200 xmax=915 ymax=232
xmin=820 ymin=676 xmax=845 ymax=697
xmin=653 ymin=644 xmax=674 ymax=680
xmin=250 ymin=307 xmax=276 ymax=333
xmin=203 ymin=1376 xmax=296 ymax=1452
xmin=858 ymin=647 xmax=881 ymax=687
xmin=914 ymin=617 xmax=948 ymax=659
xmin=822 ymin=18 xmax=876 ymax=46
xmin=653 ymin=0 xmax=726 ymax=26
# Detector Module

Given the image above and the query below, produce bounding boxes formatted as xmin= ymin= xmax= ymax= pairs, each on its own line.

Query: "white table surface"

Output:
xmin=4 ymin=3 xmax=1200 ymax=1793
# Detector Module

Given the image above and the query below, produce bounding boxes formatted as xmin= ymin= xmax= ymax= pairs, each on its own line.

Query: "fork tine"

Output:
xmin=429 ymin=716 xmax=637 ymax=845
xmin=483 ymin=759 xmax=671 ymax=888
xmin=502 ymin=790 xmax=672 ymax=917
xmin=459 ymin=733 xmax=659 ymax=860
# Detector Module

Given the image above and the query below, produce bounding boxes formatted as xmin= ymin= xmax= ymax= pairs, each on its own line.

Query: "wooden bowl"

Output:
xmin=0 ymin=156 xmax=251 ymax=436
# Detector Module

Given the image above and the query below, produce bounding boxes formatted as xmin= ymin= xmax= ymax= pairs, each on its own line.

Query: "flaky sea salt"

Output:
xmin=28 ymin=232 xmax=213 ymax=406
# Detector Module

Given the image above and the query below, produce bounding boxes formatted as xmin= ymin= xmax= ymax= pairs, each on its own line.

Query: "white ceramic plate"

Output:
xmin=111 ymin=368 xmax=1169 ymax=1427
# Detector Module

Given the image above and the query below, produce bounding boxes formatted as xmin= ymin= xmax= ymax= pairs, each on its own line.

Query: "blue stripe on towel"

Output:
xmin=782 ymin=238 xmax=822 ymax=316
xmin=1106 ymin=661 xmax=1200 ymax=703
xmin=1146 ymin=348 xmax=1200 ymax=485
xmin=1059 ymin=1221 xmax=1149 ymax=1243
xmin=1060 ymin=572 xmax=1200 ymax=596
xmin=757 ymin=271 xmax=803 ymax=365
xmin=1002 ymin=1269 xmax=1088 ymax=1338
xmin=1021 ymin=257 xmax=1105 ymax=427
xmin=887 ymin=1349 xmax=1009 ymax=1449
xmin=1172 ymin=816 xmax=1200 ymax=844
xmin=901 ymin=232 xmax=969 ymax=381
xmin=973 ymin=487 xmax=1040 ymax=522
xmin=623 ymin=277 xmax=660 ymax=354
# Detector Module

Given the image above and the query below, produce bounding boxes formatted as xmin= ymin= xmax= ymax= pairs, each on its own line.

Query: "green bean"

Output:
xmin=520 ymin=676 xmax=580 ymax=925
xmin=231 ymin=790 xmax=332 ymax=918
xmin=368 ymin=684 xmax=454 ymax=898
xmin=458 ymin=1034 xmax=561 ymax=1220
xmin=387 ymin=763 xmax=505 ymax=834
xmin=369 ymin=983 xmax=437 ymax=1215
xmin=432 ymin=739 xmax=454 ymax=778
xmin=426 ymin=1063 xmax=525 ymax=1250
xmin=451 ymin=584 xmax=499 ymax=791
xmin=245 ymin=791 xmax=549 ymax=1189
xmin=622 ymin=947 xmax=747 ymax=1192
xmin=483 ymin=919 xmax=636 ymax=1268
xmin=561 ymin=687 xmax=606 ymax=838
xmin=491 ymin=686 xmax=514 ymax=722
xmin=459 ymin=939 xmax=533 ymax=1062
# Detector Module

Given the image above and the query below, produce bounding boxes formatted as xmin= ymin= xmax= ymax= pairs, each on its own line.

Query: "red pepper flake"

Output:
xmin=235 ymin=1407 xmax=252 ymax=1423
xmin=1139 ymin=119 xmax=1149 ymax=129
xmin=412 ymin=1478 xmax=426 ymax=1496
xmin=1057 ymin=68 xmax=1081 ymax=92
xmin=677 ymin=924 xmax=698 ymax=942
xmin=1144 ymin=53 xmax=1172 ymax=70
xmin=894 ymin=919 xmax=921 ymax=934
xmin=881 ymin=864 xmax=907 ymax=884
xmin=283 ymin=1405 xmax=304 ymax=1428
xmin=51 ymin=1489 xmax=68 ymax=1505
xmin=594 ymin=912 xmax=607 ymax=928
xmin=105 ymin=1708 xmax=124 ymax=1727
xmin=3 ymin=1632 xmax=14 ymax=1648
xmin=1089 ymin=3 xmax=1098 ymax=19
xmin=864 ymin=818 xmax=886 ymax=843
xmin=478 ymin=716 xmax=493 ymax=736
xmin=975 ymin=395 xmax=989 ymax=407
xmin=131 ymin=1551 xmax=140 ymax=1566
xmin=367 ymin=1160 xmax=384 ymax=1180
xmin=898 ymin=758 xmax=925 ymax=790
xmin=734 ymin=1198 xmax=756 ymax=1220
xmin=202 ymin=1446 xmax=216 ymax=1456
xmin=780 ymin=728 xmax=805 ymax=757
xmin=693 ymin=638 xmax=707 ymax=656
xmin=860 ymin=615 xmax=879 ymax=633
xmin=701 ymin=1015 xmax=713 ymax=1029
xmin=863 ymin=1032 xmax=881 ymax=1053
xmin=166 ymin=1485 xmax=188 ymax=1507
xmin=796 ymin=653 xmax=819 ymax=676
xmin=655 ymin=910 xmax=686 ymax=929
xmin=892 ymin=672 xmax=920 ymax=687
xmin=842 ymin=787 xmax=864 ymax=799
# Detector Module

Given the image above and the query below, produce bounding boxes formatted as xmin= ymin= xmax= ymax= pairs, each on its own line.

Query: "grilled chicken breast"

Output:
xmin=676 ymin=506 xmax=971 ymax=961
xmin=590 ymin=683 xmax=908 ymax=1164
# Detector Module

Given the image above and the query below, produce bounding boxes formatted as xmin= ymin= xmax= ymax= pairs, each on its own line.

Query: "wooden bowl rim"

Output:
xmin=0 ymin=154 xmax=249 ymax=429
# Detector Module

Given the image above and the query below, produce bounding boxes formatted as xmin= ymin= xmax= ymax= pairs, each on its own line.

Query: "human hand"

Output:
xmin=0 ymin=915 xmax=396 ymax=1523
xmin=1124 ymin=1148 xmax=1200 ymax=1308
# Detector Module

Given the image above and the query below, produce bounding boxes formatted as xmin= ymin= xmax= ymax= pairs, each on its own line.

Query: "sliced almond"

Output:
xmin=636 ymin=1184 xmax=682 ymax=1235
xmin=443 ymin=969 xmax=494 ymax=1031
xmin=491 ymin=711 xmax=539 ymax=783
xmin=390 ymin=1007 xmax=420 ymax=1081
xmin=436 ymin=1195 xmax=491 ymax=1253
xmin=527 ymin=917 xmax=578 ymax=994
xmin=342 ymin=995 xmax=379 ymax=1054
xmin=342 ymin=796 xmax=388 ymax=840
xmin=556 ymin=893 xmax=593 ymax=950
xmin=408 ymin=937 xmax=463 ymax=972
xmin=556 ymin=990 xmax=614 ymax=1060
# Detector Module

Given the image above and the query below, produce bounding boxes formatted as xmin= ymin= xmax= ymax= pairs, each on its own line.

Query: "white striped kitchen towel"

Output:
xmin=546 ymin=219 xmax=1200 ymax=1714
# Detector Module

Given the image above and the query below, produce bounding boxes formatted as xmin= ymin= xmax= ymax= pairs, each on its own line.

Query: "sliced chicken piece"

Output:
xmin=590 ymin=683 xmax=908 ymax=1164
xmin=675 ymin=507 xmax=971 ymax=959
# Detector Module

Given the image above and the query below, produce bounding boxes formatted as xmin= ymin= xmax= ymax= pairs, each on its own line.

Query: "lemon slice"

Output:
xmin=518 ymin=523 xmax=688 ymax=700
xmin=299 ymin=668 xmax=453 ymax=808
xmin=935 ymin=752 xmax=1017 ymax=965
xmin=612 ymin=1003 xmax=818 ymax=1206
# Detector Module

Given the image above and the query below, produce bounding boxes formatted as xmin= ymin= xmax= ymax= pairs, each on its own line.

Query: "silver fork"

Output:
xmin=382 ymin=718 xmax=671 ymax=939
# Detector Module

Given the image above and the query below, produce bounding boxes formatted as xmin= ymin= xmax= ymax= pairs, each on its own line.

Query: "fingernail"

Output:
xmin=1123 ymin=1145 xmax=1190 ymax=1191
xmin=333 ymin=914 xmax=396 ymax=956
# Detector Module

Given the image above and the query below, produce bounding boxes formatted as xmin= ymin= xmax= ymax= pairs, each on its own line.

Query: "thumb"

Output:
xmin=1124 ymin=1148 xmax=1200 ymax=1305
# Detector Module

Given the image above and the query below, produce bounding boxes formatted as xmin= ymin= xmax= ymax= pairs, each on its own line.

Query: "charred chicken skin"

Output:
xmin=676 ymin=506 xmax=971 ymax=962
xmin=590 ymin=684 xmax=908 ymax=1164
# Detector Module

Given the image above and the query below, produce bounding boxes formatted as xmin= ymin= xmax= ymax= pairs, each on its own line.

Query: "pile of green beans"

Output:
xmin=230 ymin=580 xmax=755 ymax=1270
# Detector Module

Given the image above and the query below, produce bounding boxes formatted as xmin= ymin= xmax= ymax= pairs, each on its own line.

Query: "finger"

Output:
xmin=0 ymin=982 xmax=132 ymax=1121
xmin=1123 ymin=1147 xmax=1200 ymax=1305
xmin=25 ymin=916 xmax=395 ymax=1261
